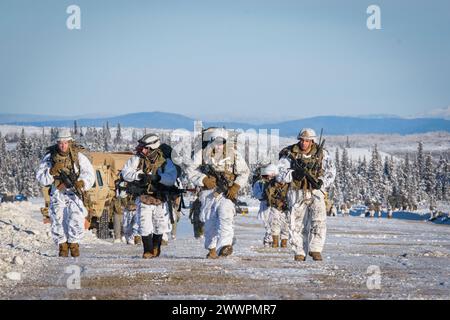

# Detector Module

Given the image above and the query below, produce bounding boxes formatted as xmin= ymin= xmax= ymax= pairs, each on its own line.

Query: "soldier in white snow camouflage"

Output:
xmin=185 ymin=128 xmax=250 ymax=259
xmin=278 ymin=128 xmax=336 ymax=261
xmin=252 ymin=165 xmax=275 ymax=247
xmin=121 ymin=134 xmax=177 ymax=259
xmin=36 ymin=129 xmax=95 ymax=258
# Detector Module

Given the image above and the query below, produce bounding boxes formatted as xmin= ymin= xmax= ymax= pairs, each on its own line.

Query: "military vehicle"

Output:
xmin=85 ymin=152 xmax=133 ymax=238
xmin=40 ymin=152 xmax=133 ymax=239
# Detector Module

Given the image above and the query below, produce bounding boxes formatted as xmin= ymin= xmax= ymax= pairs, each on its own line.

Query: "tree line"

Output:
xmin=0 ymin=124 xmax=448 ymax=212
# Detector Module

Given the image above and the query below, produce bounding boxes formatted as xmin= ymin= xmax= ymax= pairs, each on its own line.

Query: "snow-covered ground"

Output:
xmin=1 ymin=199 xmax=449 ymax=300
xmin=0 ymin=200 xmax=107 ymax=297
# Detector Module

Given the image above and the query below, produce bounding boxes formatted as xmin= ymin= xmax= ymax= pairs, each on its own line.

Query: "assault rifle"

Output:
xmin=200 ymin=164 xmax=234 ymax=195
xmin=127 ymin=180 xmax=194 ymax=224
xmin=58 ymin=170 xmax=85 ymax=200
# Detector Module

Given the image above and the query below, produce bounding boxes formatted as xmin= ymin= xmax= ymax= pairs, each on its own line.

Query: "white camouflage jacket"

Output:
xmin=185 ymin=148 xmax=250 ymax=189
xmin=36 ymin=152 xmax=95 ymax=193
xmin=121 ymin=155 xmax=177 ymax=187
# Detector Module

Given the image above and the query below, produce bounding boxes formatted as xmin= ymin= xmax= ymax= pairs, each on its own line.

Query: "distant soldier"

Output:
xmin=252 ymin=164 xmax=276 ymax=247
xmin=374 ymin=201 xmax=382 ymax=218
xmin=159 ymin=144 xmax=183 ymax=244
xmin=123 ymin=195 xmax=140 ymax=244
xmin=36 ymin=129 xmax=95 ymax=257
xmin=185 ymin=128 xmax=250 ymax=259
xmin=109 ymin=194 xmax=124 ymax=243
xmin=121 ymin=134 xmax=178 ymax=259
xmin=429 ymin=201 xmax=438 ymax=221
xmin=387 ymin=205 xmax=393 ymax=219
xmin=365 ymin=199 xmax=375 ymax=218
xmin=189 ymin=195 xmax=205 ymax=239
xmin=340 ymin=203 xmax=350 ymax=217
xmin=115 ymin=179 xmax=141 ymax=245
xmin=278 ymin=128 xmax=336 ymax=261
xmin=265 ymin=168 xmax=290 ymax=248
xmin=169 ymin=192 xmax=182 ymax=241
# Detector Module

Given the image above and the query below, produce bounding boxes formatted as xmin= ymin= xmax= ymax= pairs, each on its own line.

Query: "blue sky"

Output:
xmin=1 ymin=0 xmax=449 ymax=122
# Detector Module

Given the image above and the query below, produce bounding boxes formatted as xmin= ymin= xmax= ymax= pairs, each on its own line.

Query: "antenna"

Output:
xmin=318 ymin=128 xmax=323 ymax=146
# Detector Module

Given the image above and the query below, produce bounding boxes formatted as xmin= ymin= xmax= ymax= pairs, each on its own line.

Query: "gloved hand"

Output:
xmin=138 ymin=173 xmax=150 ymax=184
xmin=150 ymin=174 xmax=161 ymax=183
xmin=138 ymin=173 xmax=160 ymax=184
xmin=226 ymin=183 xmax=240 ymax=201
xmin=50 ymin=162 xmax=65 ymax=176
xmin=291 ymin=169 xmax=304 ymax=181
xmin=202 ymin=176 xmax=217 ymax=189
xmin=75 ymin=180 xmax=85 ymax=190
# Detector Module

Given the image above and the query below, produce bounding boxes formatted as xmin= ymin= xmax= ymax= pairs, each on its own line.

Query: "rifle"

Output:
xmin=158 ymin=185 xmax=194 ymax=224
xmin=288 ymin=155 xmax=324 ymax=194
xmin=200 ymin=164 xmax=234 ymax=195
xmin=58 ymin=170 xmax=85 ymax=200
xmin=127 ymin=179 xmax=194 ymax=223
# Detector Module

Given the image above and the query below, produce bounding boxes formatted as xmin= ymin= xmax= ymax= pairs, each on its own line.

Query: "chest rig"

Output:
xmin=287 ymin=142 xmax=324 ymax=191
xmin=137 ymin=148 xmax=167 ymax=202
xmin=47 ymin=144 xmax=80 ymax=188
xmin=200 ymin=143 xmax=237 ymax=193
xmin=266 ymin=180 xmax=289 ymax=211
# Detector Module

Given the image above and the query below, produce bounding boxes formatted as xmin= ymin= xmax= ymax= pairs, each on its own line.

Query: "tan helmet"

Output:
xmin=56 ymin=129 xmax=73 ymax=142
xmin=297 ymin=128 xmax=317 ymax=142
xmin=138 ymin=133 xmax=161 ymax=149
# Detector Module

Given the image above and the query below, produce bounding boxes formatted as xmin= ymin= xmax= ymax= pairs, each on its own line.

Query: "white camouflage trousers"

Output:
xmin=122 ymin=209 xmax=139 ymax=242
xmin=49 ymin=190 xmax=88 ymax=245
xmin=136 ymin=198 xmax=171 ymax=236
xmin=203 ymin=192 xmax=235 ymax=252
xmin=257 ymin=202 xmax=272 ymax=244
xmin=270 ymin=208 xmax=289 ymax=240
xmin=289 ymin=189 xmax=327 ymax=256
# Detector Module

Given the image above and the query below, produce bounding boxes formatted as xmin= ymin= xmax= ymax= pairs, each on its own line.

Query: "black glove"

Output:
xmin=314 ymin=179 xmax=323 ymax=190
xmin=150 ymin=174 xmax=161 ymax=183
xmin=291 ymin=169 xmax=304 ymax=181
xmin=138 ymin=173 xmax=160 ymax=184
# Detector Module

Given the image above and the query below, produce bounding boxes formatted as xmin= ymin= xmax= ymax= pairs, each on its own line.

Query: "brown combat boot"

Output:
xmin=294 ymin=255 xmax=305 ymax=261
xmin=219 ymin=245 xmax=233 ymax=257
xmin=59 ymin=242 xmax=69 ymax=257
xmin=141 ymin=235 xmax=155 ymax=259
xmin=309 ymin=252 xmax=323 ymax=261
xmin=68 ymin=243 xmax=80 ymax=258
xmin=152 ymin=234 xmax=162 ymax=257
xmin=206 ymin=248 xmax=218 ymax=259
xmin=142 ymin=251 xmax=154 ymax=259
xmin=281 ymin=239 xmax=288 ymax=248
xmin=134 ymin=236 xmax=142 ymax=245
xmin=272 ymin=235 xmax=279 ymax=248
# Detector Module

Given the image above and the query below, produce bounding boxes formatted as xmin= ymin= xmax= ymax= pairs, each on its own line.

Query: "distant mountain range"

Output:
xmin=413 ymin=106 xmax=450 ymax=120
xmin=1 ymin=112 xmax=449 ymax=137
